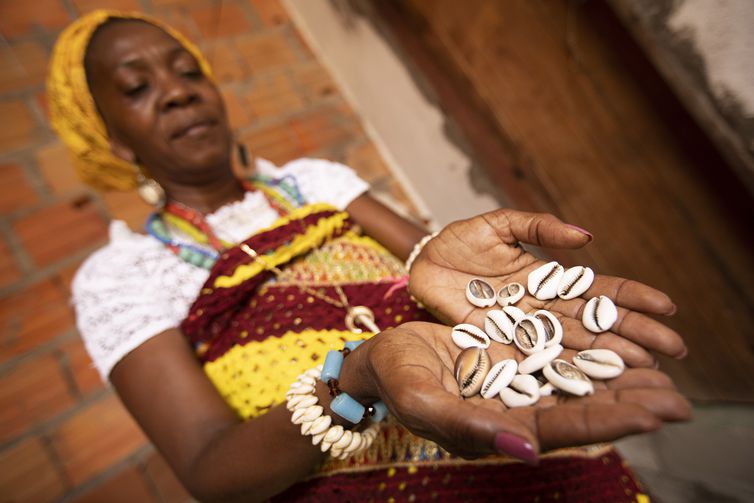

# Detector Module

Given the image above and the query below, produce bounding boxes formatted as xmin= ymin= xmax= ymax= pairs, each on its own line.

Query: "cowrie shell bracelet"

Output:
xmin=287 ymin=340 xmax=387 ymax=459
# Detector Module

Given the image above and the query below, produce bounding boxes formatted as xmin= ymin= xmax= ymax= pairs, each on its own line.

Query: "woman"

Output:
xmin=49 ymin=10 xmax=690 ymax=502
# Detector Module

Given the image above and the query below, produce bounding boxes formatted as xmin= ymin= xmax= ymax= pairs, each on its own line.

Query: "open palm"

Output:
xmin=361 ymin=321 xmax=690 ymax=460
xmin=408 ymin=209 xmax=687 ymax=369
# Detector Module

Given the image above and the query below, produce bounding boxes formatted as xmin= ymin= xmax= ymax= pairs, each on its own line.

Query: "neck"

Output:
xmin=163 ymin=173 xmax=246 ymax=214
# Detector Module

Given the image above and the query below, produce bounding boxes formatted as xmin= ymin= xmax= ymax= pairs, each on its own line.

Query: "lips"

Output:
xmin=171 ymin=117 xmax=217 ymax=140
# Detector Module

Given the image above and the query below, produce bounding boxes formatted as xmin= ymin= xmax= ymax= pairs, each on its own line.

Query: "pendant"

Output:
xmin=345 ymin=306 xmax=380 ymax=333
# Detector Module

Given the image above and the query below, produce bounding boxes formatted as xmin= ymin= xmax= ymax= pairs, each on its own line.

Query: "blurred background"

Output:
xmin=0 ymin=0 xmax=751 ymax=501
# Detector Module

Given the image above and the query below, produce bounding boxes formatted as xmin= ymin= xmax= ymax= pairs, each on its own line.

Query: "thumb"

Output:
xmin=410 ymin=384 xmax=540 ymax=464
xmin=489 ymin=209 xmax=593 ymax=249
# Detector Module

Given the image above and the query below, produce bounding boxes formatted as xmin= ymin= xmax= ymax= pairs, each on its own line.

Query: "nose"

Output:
xmin=158 ymin=72 xmax=198 ymax=111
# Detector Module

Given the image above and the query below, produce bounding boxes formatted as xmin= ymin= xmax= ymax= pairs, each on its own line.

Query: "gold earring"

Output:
xmin=135 ymin=171 xmax=165 ymax=207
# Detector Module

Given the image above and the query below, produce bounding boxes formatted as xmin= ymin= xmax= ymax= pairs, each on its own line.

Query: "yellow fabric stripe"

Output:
xmin=204 ymin=329 xmax=375 ymax=419
xmin=213 ymin=203 xmax=346 ymax=288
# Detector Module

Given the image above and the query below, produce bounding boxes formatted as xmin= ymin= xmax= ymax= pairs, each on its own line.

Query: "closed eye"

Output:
xmin=125 ymin=83 xmax=148 ymax=97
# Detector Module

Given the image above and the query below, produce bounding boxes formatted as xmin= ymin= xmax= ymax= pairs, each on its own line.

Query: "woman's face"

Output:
xmin=85 ymin=20 xmax=232 ymax=185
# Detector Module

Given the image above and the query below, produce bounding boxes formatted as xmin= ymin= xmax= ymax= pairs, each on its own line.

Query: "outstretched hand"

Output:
xmin=408 ymin=209 xmax=687 ymax=368
xmin=352 ymin=322 xmax=691 ymax=462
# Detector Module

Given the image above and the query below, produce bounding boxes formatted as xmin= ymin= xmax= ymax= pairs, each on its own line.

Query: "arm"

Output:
xmin=345 ymin=193 xmax=428 ymax=261
xmin=110 ymin=328 xmax=330 ymax=503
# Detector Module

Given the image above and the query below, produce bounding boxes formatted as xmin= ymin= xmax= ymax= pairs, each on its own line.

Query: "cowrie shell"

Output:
xmin=480 ymin=359 xmax=518 ymax=399
xmin=499 ymin=374 xmax=540 ymax=407
xmin=344 ymin=432 xmax=363 ymax=453
xmin=497 ymin=282 xmax=524 ymax=306
xmin=558 ymin=266 xmax=594 ymax=300
xmin=332 ymin=430 xmax=353 ymax=450
xmin=543 ymin=359 xmax=594 ymax=396
xmin=466 ymin=278 xmax=497 ymax=308
xmin=287 ymin=395 xmax=318 ymax=411
xmin=527 ymin=261 xmax=565 ymax=300
xmin=518 ymin=343 xmax=563 ymax=374
xmin=484 ymin=310 xmax=514 ymax=344
xmin=451 ymin=323 xmax=491 ymax=349
xmin=573 ymin=349 xmax=625 ymax=379
xmin=512 ymin=316 xmax=546 ymax=355
xmin=286 ymin=383 xmax=315 ymax=396
xmin=502 ymin=305 xmax=526 ymax=324
xmin=454 ymin=347 xmax=491 ymax=397
xmin=582 ymin=296 xmax=618 ymax=333
xmin=307 ymin=415 xmax=332 ymax=436
xmin=539 ymin=382 xmax=556 ymax=396
xmin=292 ymin=405 xmax=323 ymax=425
xmin=532 ymin=310 xmax=563 ymax=347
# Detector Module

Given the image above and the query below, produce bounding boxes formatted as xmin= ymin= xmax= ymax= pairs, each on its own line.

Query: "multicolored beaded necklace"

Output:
xmin=145 ymin=176 xmax=305 ymax=270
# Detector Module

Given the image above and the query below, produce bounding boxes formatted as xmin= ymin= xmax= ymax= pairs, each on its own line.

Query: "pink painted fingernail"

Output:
xmin=494 ymin=432 xmax=538 ymax=465
xmin=565 ymin=224 xmax=593 ymax=241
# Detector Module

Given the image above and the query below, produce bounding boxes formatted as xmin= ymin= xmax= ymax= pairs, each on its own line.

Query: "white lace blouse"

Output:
xmin=72 ymin=158 xmax=369 ymax=380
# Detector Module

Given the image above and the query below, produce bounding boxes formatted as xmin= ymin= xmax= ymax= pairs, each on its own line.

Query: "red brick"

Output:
xmin=292 ymin=62 xmax=337 ymax=104
xmin=55 ymin=258 xmax=84 ymax=294
xmin=0 ymin=278 xmax=67 ymax=324
xmin=70 ymin=0 xmax=141 ymax=14
xmin=72 ymin=466 xmax=158 ymax=503
xmin=235 ymin=31 xmax=299 ymax=74
xmin=0 ymin=0 xmax=70 ymax=38
xmin=242 ymin=72 xmax=305 ymax=119
xmin=248 ymin=0 xmax=290 ymax=26
xmin=0 ymin=300 xmax=75 ymax=362
xmin=144 ymin=452 xmax=191 ymax=503
xmin=0 ymin=353 xmax=75 ymax=442
xmin=13 ymin=198 xmax=108 ymax=268
xmin=50 ymin=393 xmax=148 ymax=486
xmin=36 ymin=141 xmax=82 ymax=195
xmin=239 ymin=122 xmax=304 ymax=166
xmin=205 ymin=39 xmax=247 ymax=84
xmin=191 ymin=2 xmax=251 ymax=40
xmin=60 ymin=338 xmax=103 ymax=398
xmin=0 ymin=437 xmax=66 ymax=503
xmin=288 ymin=105 xmax=359 ymax=154
xmin=101 ymin=190 xmax=153 ymax=232
xmin=35 ymin=91 xmax=50 ymax=122
xmin=0 ymin=237 xmax=21 ymax=288
xmin=220 ymin=86 xmax=251 ymax=130
xmin=0 ymin=99 xmax=38 ymax=152
xmin=0 ymin=39 xmax=49 ymax=94
xmin=0 ymin=163 xmax=39 ymax=213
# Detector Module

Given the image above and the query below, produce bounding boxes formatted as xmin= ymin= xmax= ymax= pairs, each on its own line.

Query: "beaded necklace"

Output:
xmin=145 ymin=176 xmax=304 ymax=270
xmin=145 ymin=175 xmax=380 ymax=332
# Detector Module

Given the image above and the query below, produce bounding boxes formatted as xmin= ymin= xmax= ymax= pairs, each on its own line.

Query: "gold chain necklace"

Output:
xmin=239 ymin=244 xmax=380 ymax=333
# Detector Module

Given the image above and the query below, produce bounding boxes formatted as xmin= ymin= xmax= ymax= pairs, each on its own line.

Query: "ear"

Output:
xmin=109 ymin=137 xmax=137 ymax=164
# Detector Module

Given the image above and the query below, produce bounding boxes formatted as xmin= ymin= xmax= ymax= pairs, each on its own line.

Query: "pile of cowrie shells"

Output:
xmin=455 ymin=263 xmax=625 ymax=407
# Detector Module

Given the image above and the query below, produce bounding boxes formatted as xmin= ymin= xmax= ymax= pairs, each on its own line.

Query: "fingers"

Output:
xmin=535 ymin=402 xmax=662 ymax=451
xmin=587 ymin=275 xmax=676 ymax=316
xmin=399 ymin=382 xmax=539 ymax=461
xmin=483 ymin=209 xmax=593 ymax=249
xmin=535 ymin=373 xmax=691 ymax=450
xmin=551 ymin=298 xmax=687 ymax=360
xmin=558 ymin=318 xmax=656 ymax=367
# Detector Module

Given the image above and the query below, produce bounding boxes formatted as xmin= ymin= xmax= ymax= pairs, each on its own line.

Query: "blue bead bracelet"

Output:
xmin=320 ymin=342 xmax=386 ymax=425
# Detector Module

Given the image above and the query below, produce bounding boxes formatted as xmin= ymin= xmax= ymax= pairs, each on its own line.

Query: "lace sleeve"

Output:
xmin=275 ymin=158 xmax=369 ymax=210
xmin=72 ymin=223 xmax=209 ymax=381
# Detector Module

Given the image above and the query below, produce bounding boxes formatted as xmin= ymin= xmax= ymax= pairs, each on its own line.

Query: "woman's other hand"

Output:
xmin=342 ymin=322 xmax=691 ymax=462
xmin=408 ymin=209 xmax=687 ymax=369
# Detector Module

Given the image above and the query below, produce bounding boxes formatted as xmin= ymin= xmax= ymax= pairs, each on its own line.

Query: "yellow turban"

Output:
xmin=47 ymin=9 xmax=214 ymax=191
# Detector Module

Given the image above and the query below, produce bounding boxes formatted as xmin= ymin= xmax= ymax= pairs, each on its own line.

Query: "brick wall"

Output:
xmin=0 ymin=1 xmax=415 ymax=501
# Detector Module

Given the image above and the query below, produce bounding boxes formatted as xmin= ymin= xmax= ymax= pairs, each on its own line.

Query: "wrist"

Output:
xmin=337 ymin=339 xmax=380 ymax=406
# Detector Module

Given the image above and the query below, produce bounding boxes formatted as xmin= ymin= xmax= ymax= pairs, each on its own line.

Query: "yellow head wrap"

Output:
xmin=47 ymin=9 xmax=214 ymax=192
